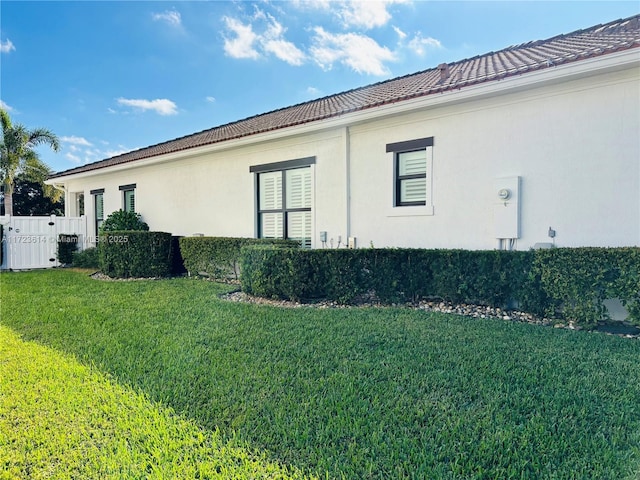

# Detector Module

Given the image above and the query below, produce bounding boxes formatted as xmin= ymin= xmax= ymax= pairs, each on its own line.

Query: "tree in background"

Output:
xmin=0 ymin=108 xmax=60 ymax=216
xmin=2 ymin=173 xmax=65 ymax=216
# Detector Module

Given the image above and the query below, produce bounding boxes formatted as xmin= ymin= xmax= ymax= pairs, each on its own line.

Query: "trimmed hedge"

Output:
xmin=99 ymin=231 xmax=173 ymax=278
xmin=241 ymin=248 xmax=536 ymax=305
xmin=179 ymin=237 xmax=299 ymax=282
xmin=71 ymin=247 xmax=99 ymax=269
xmin=57 ymin=234 xmax=78 ymax=265
xmin=532 ymin=247 xmax=640 ymax=326
xmin=240 ymin=246 xmax=640 ymax=326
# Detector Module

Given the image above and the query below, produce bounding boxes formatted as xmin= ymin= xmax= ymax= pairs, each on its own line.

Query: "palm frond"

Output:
xmin=0 ymin=109 xmax=60 ymax=211
xmin=28 ymin=128 xmax=61 ymax=152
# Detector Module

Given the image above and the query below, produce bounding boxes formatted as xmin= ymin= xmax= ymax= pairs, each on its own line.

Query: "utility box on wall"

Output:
xmin=493 ymin=176 xmax=521 ymax=239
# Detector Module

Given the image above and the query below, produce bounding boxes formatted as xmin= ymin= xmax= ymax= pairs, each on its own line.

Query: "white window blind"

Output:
xmin=94 ymin=193 xmax=104 ymax=234
xmin=398 ymin=150 xmax=426 ymax=176
xmin=400 ymin=178 xmax=427 ymax=203
xmin=397 ymin=150 xmax=427 ymax=205
xmin=260 ymin=212 xmax=283 ymax=239
xmin=95 ymin=194 xmax=104 ymax=220
xmin=286 ymin=168 xmax=311 ymax=209
xmin=124 ymin=190 xmax=135 ymax=213
xmin=255 ymin=164 xmax=312 ymax=247
xmin=287 ymin=211 xmax=312 ymax=248
xmin=259 ymin=171 xmax=282 ymax=210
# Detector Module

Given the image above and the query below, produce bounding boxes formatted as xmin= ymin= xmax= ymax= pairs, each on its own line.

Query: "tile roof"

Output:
xmin=50 ymin=14 xmax=640 ymax=179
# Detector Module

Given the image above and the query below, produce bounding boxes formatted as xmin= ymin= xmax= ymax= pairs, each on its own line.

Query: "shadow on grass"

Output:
xmin=2 ymin=270 xmax=640 ymax=479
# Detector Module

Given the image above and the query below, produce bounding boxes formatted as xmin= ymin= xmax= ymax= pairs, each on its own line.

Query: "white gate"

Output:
xmin=0 ymin=215 xmax=87 ymax=270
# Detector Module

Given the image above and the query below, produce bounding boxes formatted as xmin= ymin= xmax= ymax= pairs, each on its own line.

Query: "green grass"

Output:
xmin=1 ymin=269 xmax=640 ymax=479
xmin=0 ymin=325 xmax=308 ymax=479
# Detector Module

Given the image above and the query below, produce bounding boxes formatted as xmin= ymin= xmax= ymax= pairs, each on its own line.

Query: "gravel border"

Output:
xmin=221 ymin=291 xmax=640 ymax=340
xmin=88 ymin=273 xmax=639 ymax=340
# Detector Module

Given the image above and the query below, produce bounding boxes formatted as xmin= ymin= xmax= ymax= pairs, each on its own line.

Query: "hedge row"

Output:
xmin=179 ymin=236 xmax=299 ymax=282
xmin=241 ymin=248 xmax=536 ymax=305
xmin=533 ymin=247 xmax=640 ymax=325
xmin=240 ymin=246 xmax=640 ymax=327
xmin=99 ymin=231 xmax=173 ymax=278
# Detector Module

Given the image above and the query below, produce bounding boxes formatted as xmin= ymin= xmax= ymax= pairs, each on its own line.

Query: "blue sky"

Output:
xmin=1 ymin=1 xmax=638 ymax=174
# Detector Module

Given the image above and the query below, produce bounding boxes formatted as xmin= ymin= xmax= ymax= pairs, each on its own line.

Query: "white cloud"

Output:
xmin=0 ymin=38 xmax=15 ymax=53
xmin=222 ymin=13 xmax=305 ymax=66
xmin=61 ymin=135 xmax=93 ymax=147
xmin=63 ymin=141 xmax=135 ymax=165
xmin=393 ymin=26 xmax=407 ymax=40
xmin=0 ymin=99 xmax=15 ymax=112
xmin=222 ymin=16 xmax=260 ymax=59
xmin=306 ymin=86 xmax=321 ymax=96
xmin=206 ymin=96 xmax=216 ymax=103
xmin=116 ymin=98 xmax=178 ymax=116
xmin=262 ymin=15 xmax=305 ymax=65
xmin=407 ymin=33 xmax=442 ymax=56
xmin=221 ymin=4 xmax=435 ymax=75
xmin=65 ymin=153 xmax=81 ymax=164
xmin=297 ymin=0 xmax=407 ymax=29
xmin=310 ymin=27 xmax=395 ymax=75
xmin=264 ymin=38 xmax=305 ymax=65
xmin=152 ymin=10 xmax=182 ymax=27
xmin=338 ymin=1 xmax=392 ymax=29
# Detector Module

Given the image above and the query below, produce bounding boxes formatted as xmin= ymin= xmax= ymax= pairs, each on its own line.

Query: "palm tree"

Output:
xmin=0 ymin=108 xmax=60 ymax=216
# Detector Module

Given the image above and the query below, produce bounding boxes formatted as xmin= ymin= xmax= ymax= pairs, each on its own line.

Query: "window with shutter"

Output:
xmin=124 ymin=190 xmax=135 ymax=213
xmin=387 ymin=137 xmax=434 ymax=208
xmin=397 ymin=150 xmax=427 ymax=205
xmin=251 ymin=157 xmax=314 ymax=248
xmin=119 ymin=184 xmax=136 ymax=213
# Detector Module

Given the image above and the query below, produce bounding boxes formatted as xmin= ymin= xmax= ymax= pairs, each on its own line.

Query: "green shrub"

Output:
xmin=0 ymin=224 xmax=3 ymax=265
xmin=240 ymin=247 xmax=538 ymax=307
xmin=71 ymin=247 xmax=99 ymax=269
xmin=100 ymin=210 xmax=149 ymax=232
xmin=57 ymin=234 xmax=78 ymax=265
xmin=99 ymin=231 xmax=172 ymax=278
xmin=240 ymin=246 xmax=639 ymax=327
xmin=532 ymin=247 xmax=640 ymax=327
xmin=179 ymin=237 xmax=299 ymax=282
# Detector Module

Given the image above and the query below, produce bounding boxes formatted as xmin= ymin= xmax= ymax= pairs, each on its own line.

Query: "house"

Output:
xmin=48 ymin=15 xmax=640 ymax=250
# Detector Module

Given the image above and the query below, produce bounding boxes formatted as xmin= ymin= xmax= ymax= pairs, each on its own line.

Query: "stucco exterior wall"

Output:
xmin=347 ymin=67 xmax=639 ymax=249
xmin=60 ymin=64 xmax=639 ymax=250
xmin=63 ymin=129 xmax=347 ymax=248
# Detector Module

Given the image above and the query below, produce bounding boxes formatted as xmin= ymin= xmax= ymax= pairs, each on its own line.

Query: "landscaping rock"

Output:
xmin=220 ymin=291 xmax=639 ymax=340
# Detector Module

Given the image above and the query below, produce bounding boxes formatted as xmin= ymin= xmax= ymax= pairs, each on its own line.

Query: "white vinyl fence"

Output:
xmin=0 ymin=215 xmax=87 ymax=270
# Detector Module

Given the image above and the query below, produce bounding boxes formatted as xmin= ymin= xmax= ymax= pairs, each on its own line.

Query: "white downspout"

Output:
xmin=344 ymin=126 xmax=351 ymax=242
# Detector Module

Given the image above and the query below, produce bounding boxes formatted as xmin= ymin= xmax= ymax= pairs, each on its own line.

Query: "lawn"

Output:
xmin=1 ymin=269 xmax=639 ymax=479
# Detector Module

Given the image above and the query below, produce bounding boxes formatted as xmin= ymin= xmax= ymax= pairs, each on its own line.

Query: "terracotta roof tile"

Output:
xmin=50 ymin=14 xmax=640 ymax=179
